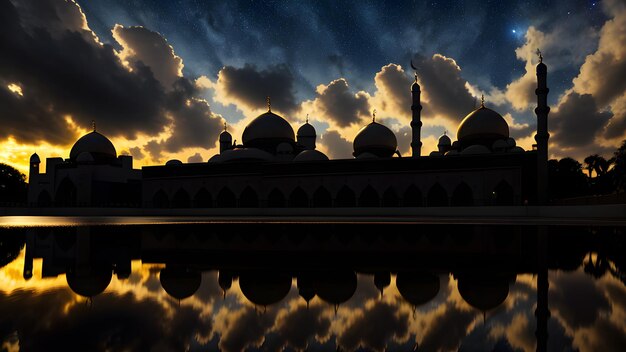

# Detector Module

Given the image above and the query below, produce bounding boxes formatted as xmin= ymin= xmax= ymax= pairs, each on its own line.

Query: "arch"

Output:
xmin=312 ymin=186 xmax=332 ymax=207
xmin=193 ymin=188 xmax=212 ymax=208
xmin=427 ymin=183 xmax=448 ymax=207
xmin=267 ymin=188 xmax=286 ymax=208
xmin=335 ymin=185 xmax=356 ymax=207
xmin=494 ymin=180 xmax=515 ymax=205
xmin=358 ymin=185 xmax=380 ymax=207
xmin=152 ymin=189 xmax=169 ymax=208
xmin=402 ymin=185 xmax=423 ymax=207
xmin=451 ymin=182 xmax=474 ymax=206
xmin=37 ymin=190 xmax=52 ymax=207
xmin=216 ymin=187 xmax=236 ymax=208
xmin=55 ymin=177 xmax=77 ymax=206
xmin=239 ymin=186 xmax=259 ymax=208
xmin=289 ymin=187 xmax=309 ymax=207
xmin=172 ymin=188 xmax=191 ymax=208
xmin=382 ymin=187 xmax=399 ymax=207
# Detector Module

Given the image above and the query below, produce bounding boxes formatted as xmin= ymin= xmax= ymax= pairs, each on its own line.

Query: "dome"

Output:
xmin=166 ymin=159 xmax=183 ymax=165
xmin=297 ymin=122 xmax=316 ymax=138
xmin=461 ymin=145 xmax=491 ymax=155
xmin=76 ymin=152 xmax=95 ymax=163
xmin=396 ymin=272 xmax=440 ymax=307
xmin=219 ymin=130 xmax=232 ymax=142
xmin=506 ymin=138 xmax=516 ymax=148
xmin=30 ymin=153 xmax=40 ymax=163
xmin=429 ymin=151 xmax=443 ymax=157
xmin=160 ymin=267 xmax=202 ymax=300
xmin=457 ymin=275 xmax=514 ymax=311
xmin=492 ymin=139 xmax=508 ymax=152
xmin=239 ymin=271 xmax=292 ymax=306
xmin=66 ymin=266 xmax=112 ymax=297
xmin=353 ymin=122 xmax=397 ymax=158
xmin=294 ymin=150 xmax=329 ymax=162
xmin=314 ymin=270 xmax=357 ymax=306
xmin=457 ymin=106 xmax=509 ymax=147
xmin=445 ymin=150 xmax=459 ymax=156
xmin=438 ymin=134 xmax=451 ymax=147
xmin=208 ymin=154 xmax=222 ymax=163
xmin=509 ymin=146 xmax=525 ymax=153
xmin=69 ymin=131 xmax=117 ymax=162
xmin=276 ymin=142 xmax=294 ymax=154
xmin=356 ymin=152 xmax=378 ymax=160
xmin=242 ymin=111 xmax=295 ymax=147
xmin=219 ymin=148 xmax=275 ymax=163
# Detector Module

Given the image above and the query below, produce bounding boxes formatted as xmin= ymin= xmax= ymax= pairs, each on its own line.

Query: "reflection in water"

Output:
xmin=0 ymin=224 xmax=625 ymax=351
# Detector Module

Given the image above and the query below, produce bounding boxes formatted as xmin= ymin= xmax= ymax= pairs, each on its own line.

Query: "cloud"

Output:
xmin=317 ymin=130 xmax=353 ymax=159
xmin=549 ymin=271 xmax=610 ymax=329
xmin=371 ymin=64 xmax=412 ymax=120
xmin=112 ymin=25 xmax=184 ymax=89
xmin=214 ymin=306 xmax=277 ymax=352
xmin=312 ymin=78 xmax=371 ymax=128
xmin=210 ymin=64 xmax=299 ymax=116
xmin=187 ymin=152 xmax=204 ymax=163
xmin=264 ymin=303 xmax=332 ymax=352
xmin=550 ymin=92 xmax=613 ymax=149
xmin=129 ymin=146 xmax=145 ymax=160
xmin=419 ymin=303 xmax=476 ymax=351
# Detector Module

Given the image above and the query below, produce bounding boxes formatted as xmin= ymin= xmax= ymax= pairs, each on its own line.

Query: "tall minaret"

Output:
xmin=535 ymin=50 xmax=550 ymax=204
xmin=411 ymin=72 xmax=423 ymax=157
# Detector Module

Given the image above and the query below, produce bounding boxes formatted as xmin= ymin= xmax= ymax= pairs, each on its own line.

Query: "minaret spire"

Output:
xmin=535 ymin=50 xmax=550 ymax=204
xmin=266 ymin=96 xmax=271 ymax=112
xmin=410 ymin=60 xmax=423 ymax=157
xmin=92 ymin=120 xmax=96 ymax=132
xmin=372 ymin=109 xmax=376 ymax=123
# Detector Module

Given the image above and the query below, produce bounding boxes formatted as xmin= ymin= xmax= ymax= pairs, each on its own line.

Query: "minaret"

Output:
xmin=535 ymin=50 xmax=550 ymax=204
xmin=411 ymin=72 xmax=423 ymax=157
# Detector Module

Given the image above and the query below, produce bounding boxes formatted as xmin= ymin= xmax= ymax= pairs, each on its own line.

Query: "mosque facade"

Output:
xmin=27 ymin=59 xmax=550 ymax=208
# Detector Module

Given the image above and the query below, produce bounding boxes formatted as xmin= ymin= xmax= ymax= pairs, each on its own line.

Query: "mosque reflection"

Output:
xmin=3 ymin=223 xmax=626 ymax=351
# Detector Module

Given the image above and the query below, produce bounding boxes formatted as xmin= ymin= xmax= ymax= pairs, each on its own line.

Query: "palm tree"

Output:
xmin=584 ymin=155 xmax=598 ymax=178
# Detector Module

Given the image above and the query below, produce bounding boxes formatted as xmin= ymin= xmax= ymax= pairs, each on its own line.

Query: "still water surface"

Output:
xmin=0 ymin=219 xmax=625 ymax=351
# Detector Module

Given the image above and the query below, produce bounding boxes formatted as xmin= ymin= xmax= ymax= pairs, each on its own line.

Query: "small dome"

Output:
xmin=492 ymin=139 xmax=508 ymax=152
xmin=166 ymin=159 xmax=183 ymax=166
xmin=219 ymin=148 xmax=274 ymax=163
xmin=438 ymin=134 xmax=451 ymax=147
xmin=457 ymin=106 xmax=509 ymax=147
xmin=353 ymin=122 xmax=397 ymax=158
xmin=506 ymin=138 xmax=516 ymax=148
xmin=239 ymin=271 xmax=292 ymax=306
xmin=315 ymin=271 xmax=357 ymax=306
xmin=461 ymin=145 xmax=491 ymax=155
xmin=444 ymin=150 xmax=459 ymax=156
xmin=30 ymin=153 xmax=40 ymax=163
xmin=457 ymin=275 xmax=514 ymax=311
xmin=396 ymin=272 xmax=440 ymax=307
xmin=294 ymin=150 xmax=329 ymax=162
xmin=160 ymin=267 xmax=202 ymax=300
xmin=76 ymin=152 xmax=95 ymax=163
xmin=509 ymin=146 xmax=525 ymax=153
xmin=429 ymin=151 xmax=443 ymax=157
xmin=356 ymin=152 xmax=378 ymax=160
xmin=297 ymin=122 xmax=316 ymax=138
xmin=276 ymin=142 xmax=294 ymax=154
xmin=411 ymin=79 xmax=420 ymax=92
xmin=219 ymin=130 xmax=232 ymax=142
xmin=208 ymin=154 xmax=222 ymax=163
xmin=242 ymin=111 xmax=295 ymax=146
xmin=69 ymin=131 xmax=117 ymax=162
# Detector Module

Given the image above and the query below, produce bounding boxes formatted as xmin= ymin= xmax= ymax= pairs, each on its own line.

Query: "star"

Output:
xmin=512 ymin=29 xmax=516 ymax=34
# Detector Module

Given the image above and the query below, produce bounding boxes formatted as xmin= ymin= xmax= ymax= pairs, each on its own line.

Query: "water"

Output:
xmin=0 ymin=220 xmax=625 ymax=351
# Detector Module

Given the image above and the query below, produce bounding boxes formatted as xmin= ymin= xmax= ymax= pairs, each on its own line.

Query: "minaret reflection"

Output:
xmin=535 ymin=226 xmax=549 ymax=352
xmin=374 ymin=271 xmax=391 ymax=298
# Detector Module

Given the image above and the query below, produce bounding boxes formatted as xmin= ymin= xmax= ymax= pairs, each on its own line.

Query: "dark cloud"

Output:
xmin=218 ymin=307 xmax=277 ymax=352
xmin=314 ymin=79 xmax=370 ymax=128
xmin=374 ymin=64 xmax=412 ymax=117
xmin=129 ymin=146 xmax=145 ymax=160
xmin=216 ymin=64 xmax=299 ymax=115
xmin=263 ymin=304 xmax=332 ymax=352
xmin=187 ymin=152 xmax=204 ymax=163
xmin=419 ymin=303 xmax=476 ymax=351
xmin=0 ymin=288 xmax=211 ymax=351
xmin=0 ymin=0 xmax=222 ymax=156
xmin=411 ymin=54 xmax=476 ymax=123
xmin=337 ymin=301 xmax=410 ymax=352
xmin=551 ymin=92 xmax=612 ymax=148
xmin=318 ymin=130 xmax=353 ymax=159
xmin=549 ymin=270 xmax=610 ymax=328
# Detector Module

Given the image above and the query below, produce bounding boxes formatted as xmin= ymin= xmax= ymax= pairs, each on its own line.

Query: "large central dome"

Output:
xmin=69 ymin=131 xmax=117 ymax=162
xmin=353 ymin=122 xmax=398 ymax=158
xmin=457 ymin=106 xmax=509 ymax=148
xmin=242 ymin=111 xmax=295 ymax=148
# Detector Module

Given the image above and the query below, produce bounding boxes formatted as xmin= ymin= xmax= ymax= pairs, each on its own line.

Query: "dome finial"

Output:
xmin=266 ymin=96 xmax=271 ymax=112
xmin=224 ymin=121 xmax=227 ymax=132
xmin=536 ymin=48 xmax=543 ymax=63
xmin=444 ymin=130 xmax=447 ymax=136
xmin=306 ymin=113 xmax=309 ymax=124
xmin=92 ymin=120 xmax=96 ymax=132
xmin=480 ymin=94 xmax=485 ymax=108
xmin=372 ymin=109 xmax=377 ymax=123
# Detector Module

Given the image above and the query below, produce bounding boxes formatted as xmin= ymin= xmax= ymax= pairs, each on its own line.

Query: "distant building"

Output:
xmin=29 ymin=60 xmax=550 ymax=208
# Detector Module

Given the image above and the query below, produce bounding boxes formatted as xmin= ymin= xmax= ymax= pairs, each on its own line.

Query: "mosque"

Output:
xmin=27 ymin=57 xmax=550 ymax=208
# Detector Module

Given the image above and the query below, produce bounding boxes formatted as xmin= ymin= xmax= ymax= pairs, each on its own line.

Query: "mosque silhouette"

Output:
xmin=27 ymin=57 xmax=550 ymax=208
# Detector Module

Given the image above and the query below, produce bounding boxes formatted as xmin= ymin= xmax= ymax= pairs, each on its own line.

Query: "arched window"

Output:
xmin=402 ymin=185 xmax=423 ymax=207
xmin=216 ymin=187 xmax=236 ymax=208
xmin=382 ymin=187 xmax=399 ymax=207
xmin=289 ymin=187 xmax=309 ymax=207
xmin=55 ymin=177 xmax=77 ymax=206
xmin=427 ymin=183 xmax=448 ymax=207
xmin=37 ymin=190 xmax=52 ymax=207
xmin=239 ymin=186 xmax=259 ymax=208
xmin=312 ymin=187 xmax=332 ymax=207
xmin=267 ymin=188 xmax=286 ymax=207
xmin=358 ymin=185 xmax=380 ymax=207
xmin=152 ymin=190 xmax=169 ymax=208
xmin=193 ymin=188 xmax=212 ymax=208
xmin=451 ymin=182 xmax=474 ymax=206
xmin=494 ymin=180 xmax=515 ymax=205
xmin=172 ymin=188 xmax=191 ymax=208
xmin=335 ymin=185 xmax=356 ymax=207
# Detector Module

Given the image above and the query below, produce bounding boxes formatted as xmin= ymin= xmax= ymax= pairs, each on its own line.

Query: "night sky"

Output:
xmin=1 ymin=0 xmax=625 ymax=174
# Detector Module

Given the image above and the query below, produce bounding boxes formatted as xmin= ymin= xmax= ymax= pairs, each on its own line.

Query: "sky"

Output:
xmin=1 ymin=0 xmax=625 ymax=176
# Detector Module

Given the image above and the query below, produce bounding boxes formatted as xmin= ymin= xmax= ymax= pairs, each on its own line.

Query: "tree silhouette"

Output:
xmin=613 ymin=140 xmax=626 ymax=192
xmin=548 ymin=157 xmax=589 ymax=199
xmin=0 ymin=163 xmax=27 ymax=205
